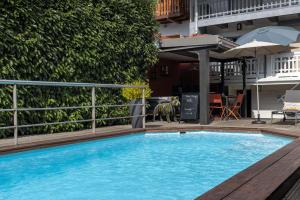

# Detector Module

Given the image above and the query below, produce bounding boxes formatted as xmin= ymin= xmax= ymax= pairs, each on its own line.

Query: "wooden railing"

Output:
xmin=155 ymin=0 xmax=189 ymax=22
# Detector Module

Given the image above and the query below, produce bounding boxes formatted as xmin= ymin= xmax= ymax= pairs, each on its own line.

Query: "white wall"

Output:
xmin=251 ymin=85 xmax=300 ymax=119
xmin=159 ymin=20 xmax=191 ymax=36
xmin=159 ymin=13 xmax=300 ymax=38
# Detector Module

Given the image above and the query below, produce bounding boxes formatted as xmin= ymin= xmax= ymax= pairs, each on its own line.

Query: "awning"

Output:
xmin=157 ymin=35 xmax=238 ymax=125
xmin=256 ymin=75 xmax=300 ymax=85
xmin=159 ymin=35 xmax=238 ymax=61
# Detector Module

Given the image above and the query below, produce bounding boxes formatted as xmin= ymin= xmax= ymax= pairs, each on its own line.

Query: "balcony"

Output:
xmin=195 ymin=0 xmax=300 ymax=27
xmin=156 ymin=0 xmax=190 ymax=23
xmin=209 ymin=52 xmax=300 ymax=84
xmin=271 ymin=52 xmax=300 ymax=76
xmin=210 ymin=59 xmax=262 ymax=84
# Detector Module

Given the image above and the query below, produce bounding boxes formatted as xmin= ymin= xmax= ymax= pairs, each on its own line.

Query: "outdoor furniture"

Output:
xmin=209 ymin=93 xmax=225 ymax=119
xmin=271 ymin=90 xmax=300 ymax=125
xmin=225 ymin=40 xmax=292 ymax=124
xmin=224 ymin=93 xmax=245 ymax=120
xmin=271 ymin=111 xmax=300 ymax=125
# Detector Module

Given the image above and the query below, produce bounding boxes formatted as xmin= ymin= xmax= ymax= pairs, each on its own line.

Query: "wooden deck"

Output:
xmin=283 ymin=178 xmax=300 ymax=200
xmin=1 ymin=119 xmax=300 ymax=199
xmin=1 ymin=119 xmax=299 ymax=148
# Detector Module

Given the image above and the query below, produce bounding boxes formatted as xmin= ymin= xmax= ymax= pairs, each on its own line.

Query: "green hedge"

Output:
xmin=0 ymin=0 xmax=158 ymax=138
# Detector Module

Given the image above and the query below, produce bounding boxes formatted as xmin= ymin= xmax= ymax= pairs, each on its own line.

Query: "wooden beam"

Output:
xmin=198 ymin=50 xmax=210 ymax=125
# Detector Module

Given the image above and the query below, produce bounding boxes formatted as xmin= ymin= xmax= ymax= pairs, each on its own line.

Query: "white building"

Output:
xmin=153 ymin=0 xmax=300 ymax=119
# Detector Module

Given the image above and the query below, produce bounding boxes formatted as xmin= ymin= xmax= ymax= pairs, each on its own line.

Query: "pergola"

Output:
xmin=159 ymin=35 xmax=240 ymax=125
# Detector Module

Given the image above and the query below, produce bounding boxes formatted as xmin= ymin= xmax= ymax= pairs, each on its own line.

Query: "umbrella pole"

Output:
xmin=252 ymin=48 xmax=266 ymax=124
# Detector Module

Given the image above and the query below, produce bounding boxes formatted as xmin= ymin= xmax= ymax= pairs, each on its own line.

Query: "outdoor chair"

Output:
xmin=225 ymin=93 xmax=245 ymax=120
xmin=209 ymin=93 xmax=225 ymax=119
xmin=271 ymin=90 xmax=300 ymax=125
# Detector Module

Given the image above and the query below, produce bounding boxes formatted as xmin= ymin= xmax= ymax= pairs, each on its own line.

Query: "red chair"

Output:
xmin=209 ymin=94 xmax=225 ymax=119
xmin=226 ymin=93 xmax=245 ymax=120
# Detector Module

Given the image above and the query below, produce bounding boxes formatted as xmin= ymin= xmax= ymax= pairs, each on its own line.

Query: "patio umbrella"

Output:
xmin=225 ymin=40 xmax=291 ymax=124
xmin=236 ymin=26 xmax=300 ymax=46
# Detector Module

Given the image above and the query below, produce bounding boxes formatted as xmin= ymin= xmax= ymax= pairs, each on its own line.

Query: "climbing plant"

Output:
xmin=0 ymin=0 xmax=158 ymax=138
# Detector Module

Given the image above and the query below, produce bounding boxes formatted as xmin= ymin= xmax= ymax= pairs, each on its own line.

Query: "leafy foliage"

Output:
xmin=121 ymin=79 xmax=152 ymax=101
xmin=0 ymin=0 xmax=158 ymax=138
xmin=153 ymin=97 xmax=180 ymax=123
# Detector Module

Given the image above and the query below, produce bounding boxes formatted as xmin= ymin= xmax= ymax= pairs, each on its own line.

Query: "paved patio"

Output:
xmin=1 ymin=119 xmax=299 ymax=148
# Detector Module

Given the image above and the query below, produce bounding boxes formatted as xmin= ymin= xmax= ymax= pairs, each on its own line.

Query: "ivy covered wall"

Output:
xmin=0 ymin=0 xmax=158 ymax=138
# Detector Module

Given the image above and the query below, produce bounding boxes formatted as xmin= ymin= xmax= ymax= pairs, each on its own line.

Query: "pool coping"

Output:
xmin=0 ymin=126 xmax=299 ymax=200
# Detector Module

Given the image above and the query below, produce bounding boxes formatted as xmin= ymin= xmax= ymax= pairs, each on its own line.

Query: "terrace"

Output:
xmin=193 ymin=0 xmax=300 ymax=27
xmin=155 ymin=0 xmax=300 ymax=30
xmin=209 ymin=51 xmax=300 ymax=84
xmin=1 ymin=120 xmax=299 ymax=150
xmin=1 ymin=79 xmax=300 ymax=200
xmin=0 ymin=120 xmax=300 ymax=199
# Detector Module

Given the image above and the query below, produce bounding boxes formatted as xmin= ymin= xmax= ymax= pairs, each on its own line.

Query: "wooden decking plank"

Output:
xmin=196 ymin=139 xmax=300 ymax=200
xmin=282 ymin=178 xmax=300 ymax=200
xmin=223 ymin=145 xmax=300 ymax=200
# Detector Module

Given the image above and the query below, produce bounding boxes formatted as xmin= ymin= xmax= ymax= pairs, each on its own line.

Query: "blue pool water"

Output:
xmin=0 ymin=131 xmax=292 ymax=200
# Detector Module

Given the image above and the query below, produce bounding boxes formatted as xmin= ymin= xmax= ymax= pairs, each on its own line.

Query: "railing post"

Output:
xmin=92 ymin=87 xmax=96 ymax=134
xmin=13 ymin=84 xmax=18 ymax=145
xmin=194 ymin=0 xmax=198 ymax=33
xmin=142 ymin=87 xmax=146 ymax=129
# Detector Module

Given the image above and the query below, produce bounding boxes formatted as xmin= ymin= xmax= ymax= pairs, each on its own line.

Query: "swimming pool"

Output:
xmin=0 ymin=131 xmax=292 ymax=200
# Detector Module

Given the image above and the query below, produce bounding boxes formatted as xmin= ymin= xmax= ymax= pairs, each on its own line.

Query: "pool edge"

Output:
xmin=0 ymin=126 xmax=299 ymax=200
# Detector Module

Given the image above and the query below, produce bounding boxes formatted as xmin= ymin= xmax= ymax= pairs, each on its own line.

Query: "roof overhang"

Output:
xmin=256 ymin=75 xmax=300 ymax=85
xmin=159 ymin=35 xmax=238 ymax=62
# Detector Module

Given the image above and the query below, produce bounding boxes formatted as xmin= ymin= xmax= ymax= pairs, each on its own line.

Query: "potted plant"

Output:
xmin=153 ymin=97 xmax=180 ymax=123
xmin=121 ymin=79 xmax=152 ymax=128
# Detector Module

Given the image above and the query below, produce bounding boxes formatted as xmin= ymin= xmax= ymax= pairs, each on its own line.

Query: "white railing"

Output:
xmin=210 ymin=59 xmax=261 ymax=82
xmin=246 ymin=59 xmax=260 ymax=79
xmin=197 ymin=0 xmax=300 ymax=20
xmin=0 ymin=80 xmax=146 ymax=145
xmin=224 ymin=61 xmax=242 ymax=78
xmin=271 ymin=53 xmax=300 ymax=76
xmin=210 ymin=62 xmax=222 ymax=81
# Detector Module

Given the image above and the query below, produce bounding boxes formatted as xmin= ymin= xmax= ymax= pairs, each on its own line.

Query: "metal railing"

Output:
xmin=197 ymin=0 xmax=300 ymax=20
xmin=0 ymin=80 xmax=146 ymax=145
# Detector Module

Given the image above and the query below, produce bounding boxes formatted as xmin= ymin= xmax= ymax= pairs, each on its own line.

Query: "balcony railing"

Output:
xmin=271 ymin=53 xmax=300 ymax=76
xmin=210 ymin=59 xmax=263 ymax=83
xmin=156 ymin=0 xmax=189 ymax=22
xmin=210 ymin=53 xmax=300 ymax=83
xmin=197 ymin=0 xmax=300 ymax=20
